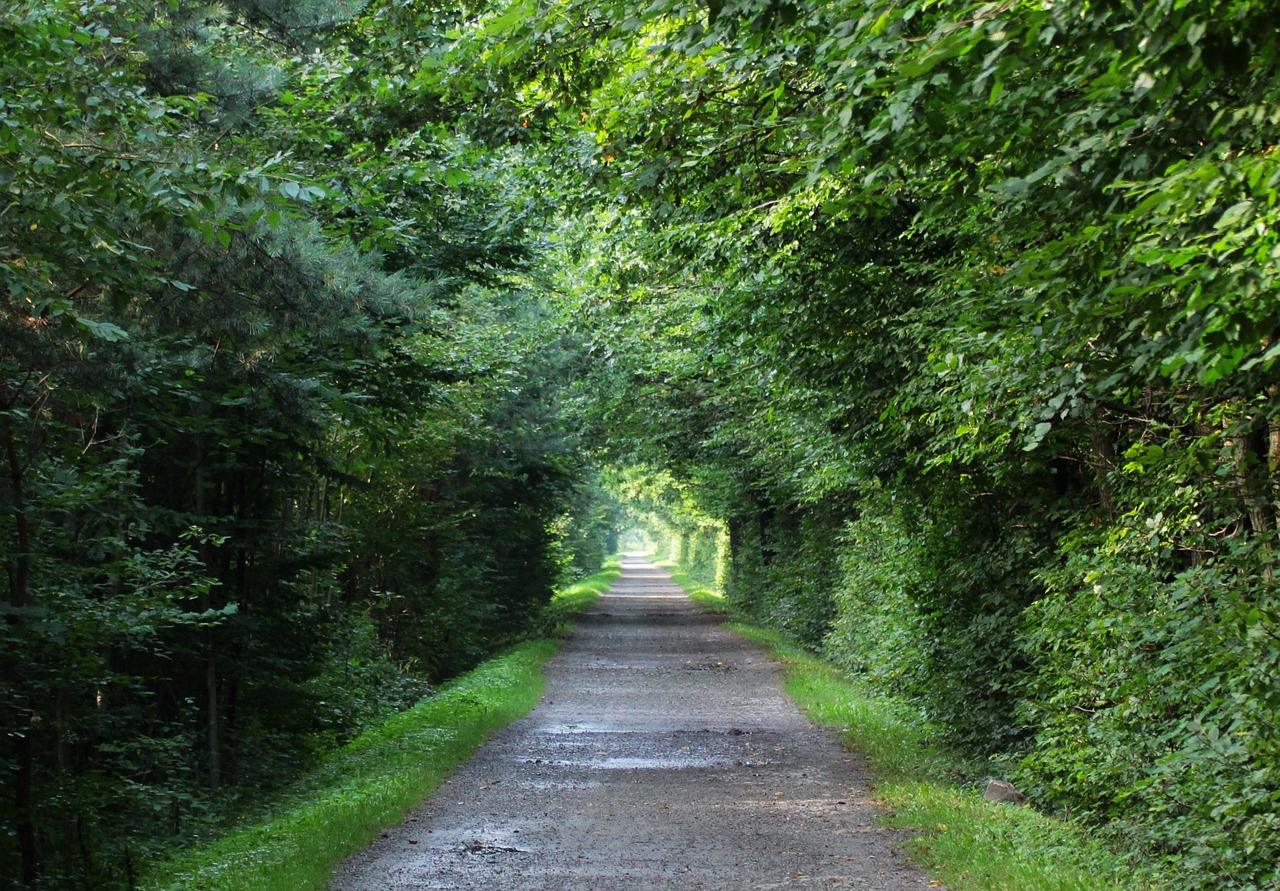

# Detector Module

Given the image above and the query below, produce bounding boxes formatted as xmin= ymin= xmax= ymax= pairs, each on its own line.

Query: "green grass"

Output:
xmin=142 ymin=564 xmax=620 ymax=891
xmin=537 ymin=559 xmax=622 ymax=633
xmin=652 ymin=558 xmax=725 ymax=610
xmin=726 ymin=624 xmax=1165 ymax=891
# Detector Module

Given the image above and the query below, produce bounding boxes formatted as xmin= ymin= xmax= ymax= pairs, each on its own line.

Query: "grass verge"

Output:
xmin=730 ymin=625 xmax=1165 ymax=891
xmin=652 ymin=558 xmax=724 ymax=610
xmin=537 ymin=559 xmax=622 ymax=634
xmin=142 ymin=563 xmax=620 ymax=891
xmin=658 ymin=566 xmax=1163 ymax=891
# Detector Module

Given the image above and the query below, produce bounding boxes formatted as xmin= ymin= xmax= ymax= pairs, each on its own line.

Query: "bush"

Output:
xmin=823 ymin=478 xmax=1047 ymax=755
xmin=724 ymin=504 xmax=840 ymax=649
xmin=824 ymin=492 xmax=930 ymax=700
xmin=1020 ymin=508 xmax=1280 ymax=889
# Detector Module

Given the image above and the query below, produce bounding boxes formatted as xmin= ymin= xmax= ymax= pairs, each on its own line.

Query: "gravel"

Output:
xmin=328 ymin=557 xmax=943 ymax=890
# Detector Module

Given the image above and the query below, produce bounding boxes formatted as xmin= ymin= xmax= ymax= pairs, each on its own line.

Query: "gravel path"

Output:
xmin=328 ymin=557 xmax=942 ymax=890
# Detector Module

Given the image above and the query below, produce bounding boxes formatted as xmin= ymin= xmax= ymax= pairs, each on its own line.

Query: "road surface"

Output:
xmin=329 ymin=556 xmax=941 ymax=890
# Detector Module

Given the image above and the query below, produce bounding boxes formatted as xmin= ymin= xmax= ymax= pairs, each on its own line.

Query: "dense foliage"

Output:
xmin=5 ymin=0 xmax=1280 ymax=889
xmin=0 ymin=2 xmax=611 ymax=888
xmin=475 ymin=1 xmax=1280 ymax=888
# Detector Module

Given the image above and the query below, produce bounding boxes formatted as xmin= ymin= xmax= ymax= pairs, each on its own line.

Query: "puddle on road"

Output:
xmin=523 ymin=737 xmax=764 ymax=771
xmin=516 ymin=778 xmax=603 ymax=791
xmin=520 ymin=748 xmax=776 ymax=772
xmin=535 ymin=722 xmax=624 ymax=734
xmin=544 ymin=753 xmax=737 ymax=770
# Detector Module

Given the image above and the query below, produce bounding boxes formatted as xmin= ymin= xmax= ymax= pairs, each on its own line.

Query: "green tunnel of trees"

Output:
xmin=3 ymin=1 xmax=1279 ymax=889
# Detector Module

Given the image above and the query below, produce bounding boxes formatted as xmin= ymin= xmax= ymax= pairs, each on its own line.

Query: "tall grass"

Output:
xmin=143 ymin=564 xmax=620 ymax=891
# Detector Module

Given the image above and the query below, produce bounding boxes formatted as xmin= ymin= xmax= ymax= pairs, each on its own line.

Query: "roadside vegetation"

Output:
xmin=533 ymin=3 xmax=1280 ymax=888
xmin=662 ymin=565 xmax=1164 ymax=891
xmin=0 ymin=4 xmax=621 ymax=887
xmin=141 ymin=564 xmax=619 ymax=891
xmin=5 ymin=1 xmax=1277 ymax=889
xmin=738 ymin=624 xmax=1165 ymax=891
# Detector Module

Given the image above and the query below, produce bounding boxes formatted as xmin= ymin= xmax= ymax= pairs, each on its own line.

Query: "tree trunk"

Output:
xmin=758 ymin=506 xmax=776 ymax=567
xmin=1269 ymin=384 xmax=1280 ymax=530
xmin=727 ymin=516 xmax=745 ymax=567
xmin=194 ymin=457 xmax=220 ymax=792
xmin=205 ymin=637 xmax=220 ymax=792
xmin=1239 ymin=413 xmax=1272 ymax=536
xmin=3 ymin=411 xmax=38 ymax=886
xmin=1088 ymin=418 xmax=1117 ymax=518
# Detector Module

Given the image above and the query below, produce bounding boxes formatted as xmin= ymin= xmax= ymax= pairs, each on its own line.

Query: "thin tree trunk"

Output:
xmin=194 ymin=454 xmax=220 ymax=792
xmin=1239 ymin=414 xmax=1271 ymax=536
xmin=3 ymin=411 xmax=38 ymax=885
xmin=1269 ymin=384 xmax=1280 ymax=531
xmin=204 ymin=639 xmax=219 ymax=791
xmin=727 ymin=516 xmax=744 ymax=566
xmin=1088 ymin=418 xmax=1117 ymax=518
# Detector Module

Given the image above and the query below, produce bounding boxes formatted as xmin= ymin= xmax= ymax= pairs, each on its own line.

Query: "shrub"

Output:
xmin=1020 ymin=509 xmax=1280 ymax=889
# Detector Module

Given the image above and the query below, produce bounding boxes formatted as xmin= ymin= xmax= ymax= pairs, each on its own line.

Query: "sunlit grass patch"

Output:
xmin=879 ymin=780 xmax=1146 ymax=891
xmin=653 ymin=558 xmax=725 ymax=610
xmin=538 ymin=558 xmax=622 ymax=634
xmin=143 ymin=647 xmax=551 ymax=891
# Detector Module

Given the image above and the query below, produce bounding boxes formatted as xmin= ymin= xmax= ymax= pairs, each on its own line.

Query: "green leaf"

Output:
xmin=444 ymin=168 xmax=472 ymax=188
xmin=1215 ymin=200 xmax=1253 ymax=230
xmin=1024 ymin=421 xmax=1053 ymax=451
xmin=75 ymin=317 xmax=129 ymax=342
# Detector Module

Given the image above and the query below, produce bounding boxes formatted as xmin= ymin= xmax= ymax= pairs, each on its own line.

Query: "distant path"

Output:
xmin=329 ymin=557 xmax=941 ymax=890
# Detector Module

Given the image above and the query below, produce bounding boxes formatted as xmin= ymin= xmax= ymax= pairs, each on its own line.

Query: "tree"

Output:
xmin=488 ymin=1 xmax=1280 ymax=885
xmin=1 ymin=1 xmax=615 ymax=886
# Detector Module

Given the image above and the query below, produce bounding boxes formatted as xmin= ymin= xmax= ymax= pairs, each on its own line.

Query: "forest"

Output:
xmin=2 ymin=1 xmax=1278 ymax=889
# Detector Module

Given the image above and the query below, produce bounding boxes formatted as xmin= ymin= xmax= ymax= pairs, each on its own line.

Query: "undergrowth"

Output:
xmin=141 ymin=562 xmax=620 ymax=891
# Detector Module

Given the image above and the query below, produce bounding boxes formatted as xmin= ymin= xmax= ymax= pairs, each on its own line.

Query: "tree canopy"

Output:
xmin=3 ymin=1 xmax=1279 ymax=889
xmin=1 ymin=2 xmax=613 ymax=886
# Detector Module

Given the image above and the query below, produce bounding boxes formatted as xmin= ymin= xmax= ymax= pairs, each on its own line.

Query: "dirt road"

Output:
xmin=328 ymin=557 xmax=941 ymax=890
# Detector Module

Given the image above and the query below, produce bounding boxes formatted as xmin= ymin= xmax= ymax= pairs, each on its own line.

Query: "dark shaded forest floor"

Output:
xmin=327 ymin=557 xmax=940 ymax=890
